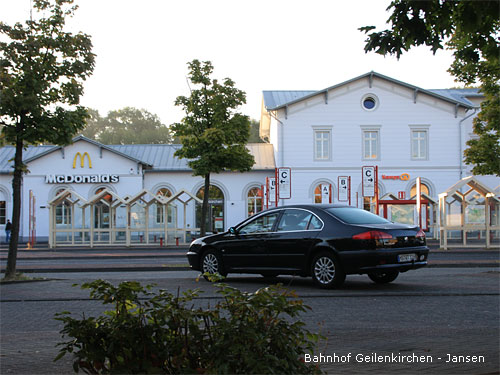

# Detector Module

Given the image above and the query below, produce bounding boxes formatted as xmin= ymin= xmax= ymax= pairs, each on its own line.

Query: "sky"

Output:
xmin=2 ymin=0 xmax=460 ymax=126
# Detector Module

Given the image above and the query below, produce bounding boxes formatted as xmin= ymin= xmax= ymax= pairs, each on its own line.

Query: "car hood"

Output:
xmin=196 ymin=232 xmax=228 ymax=244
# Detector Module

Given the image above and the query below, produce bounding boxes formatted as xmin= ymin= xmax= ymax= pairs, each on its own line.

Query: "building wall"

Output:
xmin=0 ymin=138 xmax=274 ymax=242
xmin=144 ymin=170 xmax=273 ymax=231
xmin=268 ymin=76 xmax=493 ymax=205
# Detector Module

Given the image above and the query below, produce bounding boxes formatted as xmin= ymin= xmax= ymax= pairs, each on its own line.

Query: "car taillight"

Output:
xmin=352 ymin=231 xmax=393 ymax=240
xmin=416 ymin=229 xmax=426 ymax=239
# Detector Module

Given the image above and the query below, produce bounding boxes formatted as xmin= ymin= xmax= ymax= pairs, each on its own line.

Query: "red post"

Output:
xmin=348 ymin=176 xmax=351 ymax=206
xmin=160 ymin=237 xmax=163 ymax=247
xmin=275 ymin=168 xmax=279 ymax=207
xmin=175 ymin=237 xmax=180 ymax=246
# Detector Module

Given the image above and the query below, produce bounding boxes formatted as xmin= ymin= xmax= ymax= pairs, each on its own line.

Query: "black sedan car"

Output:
xmin=187 ymin=205 xmax=429 ymax=288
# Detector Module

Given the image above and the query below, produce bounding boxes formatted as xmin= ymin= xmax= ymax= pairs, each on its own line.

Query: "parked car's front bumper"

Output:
xmin=187 ymin=250 xmax=202 ymax=271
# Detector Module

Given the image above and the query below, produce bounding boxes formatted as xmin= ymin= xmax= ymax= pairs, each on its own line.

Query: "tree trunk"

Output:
xmin=4 ymin=134 xmax=23 ymax=279
xmin=200 ymin=173 xmax=211 ymax=237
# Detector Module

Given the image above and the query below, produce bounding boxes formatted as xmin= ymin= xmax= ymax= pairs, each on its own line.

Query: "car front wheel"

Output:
xmin=368 ymin=270 xmax=399 ymax=284
xmin=311 ymin=251 xmax=345 ymax=289
xmin=200 ymin=250 xmax=227 ymax=280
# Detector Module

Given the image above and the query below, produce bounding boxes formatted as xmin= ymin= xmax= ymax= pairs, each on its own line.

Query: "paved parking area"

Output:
xmin=1 ymin=267 xmax=498 ymax=374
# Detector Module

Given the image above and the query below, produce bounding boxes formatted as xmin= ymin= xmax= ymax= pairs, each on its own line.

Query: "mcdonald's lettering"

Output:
xmin=45 ymin=174 xmax=119 ymax=184
xmin=73 ymin=152 xmax=92 ymax=169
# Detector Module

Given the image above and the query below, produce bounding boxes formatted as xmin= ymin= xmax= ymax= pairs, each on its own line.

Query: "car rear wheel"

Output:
xmin=311 ymin=251 xmax=345 ymax=289
xmin=368 ymin=270 xmax=399 ymax=284
xmin=201 ymin=250 xmax=227 ymax=280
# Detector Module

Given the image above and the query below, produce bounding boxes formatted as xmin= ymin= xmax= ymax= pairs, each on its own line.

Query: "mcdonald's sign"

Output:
xmin=73 ymin=152 xmax=92 ymax=169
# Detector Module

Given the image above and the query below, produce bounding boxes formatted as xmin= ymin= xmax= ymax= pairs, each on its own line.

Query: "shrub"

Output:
xmin=55 ymin=277 xmax=324 ymax=374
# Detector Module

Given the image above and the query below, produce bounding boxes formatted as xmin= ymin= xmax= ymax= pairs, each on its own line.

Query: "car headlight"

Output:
xmin=191 ymin=238 xmax=203 ymax=246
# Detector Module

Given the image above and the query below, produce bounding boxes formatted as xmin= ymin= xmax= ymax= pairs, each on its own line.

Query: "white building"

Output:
xmin=0 ymin=137 xmax=275 ymax=244
xmin=260 ymin=71 xmax=498 ymax=231
xmin=0 ymin=71 xmax=498 ymax=245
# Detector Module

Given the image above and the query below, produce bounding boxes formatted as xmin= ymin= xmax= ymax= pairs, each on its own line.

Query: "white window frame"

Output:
xmin=312 ymin=126 xmax=333 ymax=161
xmin=0 ymin=200 xmax=6 ymax=225
xmin=155 ymin=188 xmax=173 ymax=225
xmin=409 ymin=125 xmax=430 ymax=160
xmin=360 ymin=125 xmax=381 ymax=161
xmin=246 ymin=186 xmax=263 ymax=217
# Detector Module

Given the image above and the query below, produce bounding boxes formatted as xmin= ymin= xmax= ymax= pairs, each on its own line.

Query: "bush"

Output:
xmin=55 ymin=277 xmax=324 ymax=374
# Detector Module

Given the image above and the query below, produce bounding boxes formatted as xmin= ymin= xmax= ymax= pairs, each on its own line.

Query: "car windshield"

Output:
xmin=326 ymin=207 xmax=390 ymax=224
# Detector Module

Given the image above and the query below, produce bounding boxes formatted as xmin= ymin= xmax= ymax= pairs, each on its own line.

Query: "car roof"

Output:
xmin=264 ymin=204 xmax=354 ymax=211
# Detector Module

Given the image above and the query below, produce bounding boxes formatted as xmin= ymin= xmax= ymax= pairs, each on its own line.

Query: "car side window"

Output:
xmin=307 ymin=215 xmax=323 ymax=230
xmin=277 ymin=209 xmax=313 ymax=232
xmin=238 ymin=212 xmax=280 ymax=234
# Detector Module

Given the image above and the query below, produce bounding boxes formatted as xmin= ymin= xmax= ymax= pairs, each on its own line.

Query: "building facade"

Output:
xmin=0 ymin=71 xmax=498 ymax=244
xmin=0 ymin=137 xmax=275 ymax=244
xmin=260 ymin=71 xmax=498 ymax=230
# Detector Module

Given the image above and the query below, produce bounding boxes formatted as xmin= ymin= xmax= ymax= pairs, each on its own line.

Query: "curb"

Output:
xmin=1 ymin=266 xmax=193 ymax=273
xmin=2 ymin=264 xmax=498 ymax=274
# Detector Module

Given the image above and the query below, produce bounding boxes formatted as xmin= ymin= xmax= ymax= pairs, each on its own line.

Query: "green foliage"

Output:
xmin=463 ymin=81 xmax=500 ymax=176
xmin=0 ymin=0 xmax=95 ymax=278
xmin=360 ymin=0 xmax=500 ymax=176
xmin=55 ymin=279 xmax=324 ymax=375
xmin=80 ymin=107 xmax=173 ymax=144
xmin=172 ymin=60 xmax=255 ymax=177
xmin=248 ymin=119 xmax=267 ymax=143
xmin=172 ymin=60 xmax=255 ymax=235
xmin=0 ymin=0 xmax=95 ymax=144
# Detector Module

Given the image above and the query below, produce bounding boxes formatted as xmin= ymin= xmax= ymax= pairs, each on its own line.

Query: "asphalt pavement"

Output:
xmin=0 ymin=239 xmax=499 ymax=274
xmin=1 ymin=238 xmax=499 ymax=375
xmin=1 ymin=267 xmax=499 ymax=375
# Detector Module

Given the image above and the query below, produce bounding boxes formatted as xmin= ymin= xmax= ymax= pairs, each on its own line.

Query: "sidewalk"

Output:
xmin=0 ymin=239 xmax=498 ymax=274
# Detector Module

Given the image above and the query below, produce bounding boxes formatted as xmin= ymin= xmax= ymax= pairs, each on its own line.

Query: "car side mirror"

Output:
xmin=229 ymin=226 xmax=238 ymax=235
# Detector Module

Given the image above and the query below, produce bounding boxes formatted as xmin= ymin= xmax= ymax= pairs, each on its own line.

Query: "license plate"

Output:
xmin=398 ymin=253 xmax=417 ymax=262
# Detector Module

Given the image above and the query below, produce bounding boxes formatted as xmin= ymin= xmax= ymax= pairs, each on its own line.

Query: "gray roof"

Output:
xmin=109 ymin=143 xmax=275 ymax=171
xmin=109 ymin=144 xmax=187 ymax=171
xmin=0 ymin=138 xmax=275 ymax=174
xmin=428 ymin=88 xmax=482 ymax=107
xmin=262 ymin=91 xmax=316 ymax=110
xmin=263 ymin=71 xmax=479 ymax=111
xmin=22 ymin=135 xmax=152 ymax=167
xmin=0 ymin=145 xmax=52 ymax=174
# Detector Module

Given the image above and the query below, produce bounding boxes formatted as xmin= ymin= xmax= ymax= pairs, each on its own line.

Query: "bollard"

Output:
xmin=160 ymin=237 xmax=163 ymax=247
xmin=140 ymin=235 xmax=143 ymax=243
xmin=175 ymin=237 xmax=180 ymax=246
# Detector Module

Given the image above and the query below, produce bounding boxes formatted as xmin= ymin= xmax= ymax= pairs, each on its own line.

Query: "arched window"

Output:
xmin=55 ymin=188 xmax=71 ymax=225
xmin=196 ymin=185 xmax=224 ymax=233
xmin=0 ymin=190 xmax=6 ymax=225
xmin=410 ymin=183 xmax=430 ymax=198
xmin=247 ymin=187 xmax=263 ymax=217
xmin=94 ymin=188 xmax=112 ymax=229
xmin=156 ymin=188 xmax=173 ymax=224
xmin=313 ymin=183 xmax=332 ymax=204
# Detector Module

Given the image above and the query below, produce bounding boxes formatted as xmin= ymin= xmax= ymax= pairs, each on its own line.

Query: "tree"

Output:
xmin=360 ymin=0 xmax=500 ymax=176
xmin=172 ymin=60 xmax=255 ymax=236
xmin=248 ymin=119 xmax=268 ymax=143
xmin=0 ymin=0 xmax=95 ymax=279
xmin=80 ymin=107 xmax=173 ymax=144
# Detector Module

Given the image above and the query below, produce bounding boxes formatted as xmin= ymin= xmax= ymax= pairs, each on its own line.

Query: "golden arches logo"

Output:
xmin=73 ymin=152 xmax=92 ymax=169
xmin=400 ymin=173 xmax=410 ymax=181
